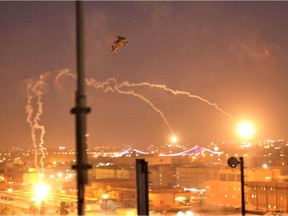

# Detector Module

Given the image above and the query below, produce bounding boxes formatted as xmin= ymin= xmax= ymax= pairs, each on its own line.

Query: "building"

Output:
xmin=205 ymin=166 xmax=281 ymax=209
xmin=246 ymin=181 xmax=288 ymax=213
xmin=149 ymin=164 xmax=176 ymax=188
xmin=89 ymin=166 xmax=135 ymax=181
xmin=174 ymin=164 xmax=219 ymax=189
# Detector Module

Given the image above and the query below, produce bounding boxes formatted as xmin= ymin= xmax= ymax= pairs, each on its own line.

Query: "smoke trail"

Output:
xmin=26 ymin=80 xmax=39 ymax=171
xmin=85 ymin=78 xmax=175 ymax=135
xmin=26 ymin=69 xmax=231 ymax=174
xmin=118 ymin=81 xmax=233 ymax=119
xmin=25 ymin=72 xmax=51 ymax=174
xmin=54 ymin=69 xmax=76 ymax=85
xmin=56 ymin=71 xmax=232 ymax=135
xmin=56 ymin=72 xmax=173 ymax=133
xmin=116 ymin=89 xmax=174 ymax=134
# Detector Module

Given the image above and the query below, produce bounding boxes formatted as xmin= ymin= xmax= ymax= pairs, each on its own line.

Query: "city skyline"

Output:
xmin=1 ymin=1 xmax=288 ymax=149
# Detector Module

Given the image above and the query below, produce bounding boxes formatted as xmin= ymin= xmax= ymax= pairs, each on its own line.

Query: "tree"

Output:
xmin=29 ymin=201 xmax=38 ymax=215
xmin=56 ymin=201 xmax=69 ymax=216
xmin=0 ymin=205 xmax=21 ymax=215
xmin=0 ymin=207 xmax=12 ymax=215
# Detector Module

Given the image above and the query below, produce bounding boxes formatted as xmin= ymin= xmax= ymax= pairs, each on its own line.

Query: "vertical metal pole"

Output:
xmin=72 ymin=1 xmax=91 ymax=215
xmin=256 ymin=184 xmax=259 ymax=211
xmin=240 ymin=157 xmax=245 ymax=216
xmin=285 ymin=186 xmax=288 ymax=213
xmin=136 ymin=159 xmax=149 ymax=215
xmin=265 ymin=184 xmax=268 ymax=212
xmin=275 ymin=185 xmax=278 ymax=212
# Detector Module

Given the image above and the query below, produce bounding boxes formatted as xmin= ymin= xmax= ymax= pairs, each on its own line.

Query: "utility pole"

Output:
xmin=71 ymin=1 xmax=91 ymax=215
xmin=239 ymin=157 xmax=245 ymax=216
xmin=227 ymin=156 xmax=245 ymax=216
xmin=136 ymin=159 xmax=149 ymax=215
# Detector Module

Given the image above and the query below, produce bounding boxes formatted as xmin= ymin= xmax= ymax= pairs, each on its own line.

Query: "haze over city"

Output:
xmin=1 ymin=1 xmax=288 ymax=150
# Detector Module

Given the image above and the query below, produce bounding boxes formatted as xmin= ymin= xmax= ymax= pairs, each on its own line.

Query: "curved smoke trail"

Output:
xmin=118 ymin=81 xmax=233 ymax=120
xmin=56 ymin=70 xmax=232 ymax=137
xmin=56 ymin=71 xmax=175 ymax=134
xmin=85 ymin=78 xmax=174 ymax=135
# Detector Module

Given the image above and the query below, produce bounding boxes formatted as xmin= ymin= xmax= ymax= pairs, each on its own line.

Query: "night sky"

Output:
xmin=1 ymin=1 xmax=288 ymax=150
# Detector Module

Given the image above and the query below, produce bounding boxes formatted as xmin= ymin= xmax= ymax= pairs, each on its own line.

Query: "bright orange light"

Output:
xmin=237 ymin=121 xmax=255 ymax=139
xmin=32 ymin=183 xmax=51 ymax=205
xmin=170 ymin=135 xmax=178 ymax=143
xmin=102 ymin=193 xmax=110 ymax=199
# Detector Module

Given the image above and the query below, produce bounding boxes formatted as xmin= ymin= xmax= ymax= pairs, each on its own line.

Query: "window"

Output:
xmin=228 ymin=174 xmax=235 ymax=181
xmin=219 ymin=174 xmax=227 ymax=181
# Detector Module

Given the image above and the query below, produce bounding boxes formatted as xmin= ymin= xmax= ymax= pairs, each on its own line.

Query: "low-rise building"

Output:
xmin=246 ymin=181 xmax=288 ymax=213
xmin=205 ymin=166 xmax=281 ymax=209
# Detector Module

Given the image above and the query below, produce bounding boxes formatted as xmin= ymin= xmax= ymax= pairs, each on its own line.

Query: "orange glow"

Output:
xmin=237 ymin=121 xmax=255 ymax=139
xmin=170 ymin=135 xmax=178 ymax=143
xmin=264 ymin=48 xmax=270 ymax=56
xmin=31 ymin=183 xmax=51 ymax=205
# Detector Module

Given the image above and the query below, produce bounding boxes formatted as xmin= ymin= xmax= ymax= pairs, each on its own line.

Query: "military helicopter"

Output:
xmin=112 ymin=36 xmax=128 ymax=54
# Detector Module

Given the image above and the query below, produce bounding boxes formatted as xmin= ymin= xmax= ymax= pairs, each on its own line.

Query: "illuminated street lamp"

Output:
xmin=227 ymin=157 xmax=245 ymax=216
xmin=101 ymin=193 xmax=110 ymax=211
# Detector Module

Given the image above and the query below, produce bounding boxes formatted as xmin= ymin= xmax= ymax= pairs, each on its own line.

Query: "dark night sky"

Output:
xmin=1 ymin=1 xmax=288 ymax=150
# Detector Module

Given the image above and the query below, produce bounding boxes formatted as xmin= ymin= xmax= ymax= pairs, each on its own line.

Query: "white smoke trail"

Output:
xmin=56 ymin=72 xmax=175 ymax=134
xmin=55 ymin=71 xmax=232 ymax=136
xmin=85 ymin=77 xmax=175 ymax=135
xmin=25 ymin=73 xmax=51 ymax=174
xmin=118 ymin=81 xmax=233 ymax=119
xmin=25 ymin=80 xmax=39 ymax=171
xmin=54 ymin=69 xmax=76 ymax=85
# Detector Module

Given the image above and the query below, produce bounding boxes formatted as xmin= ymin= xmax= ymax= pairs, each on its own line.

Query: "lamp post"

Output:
xmin=227 ymin=156 xmax=245 ymax=216
xmin=102 ymin=194 xmax=110 ymax=211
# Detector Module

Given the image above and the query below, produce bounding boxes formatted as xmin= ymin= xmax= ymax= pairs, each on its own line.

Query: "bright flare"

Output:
xmin=170 ymin=135 xmax=178 ymax=143
xmin=32 ymin=183 xmax=51 ymax=205
xmin=237 ymin=121 xmax=255 ymax=139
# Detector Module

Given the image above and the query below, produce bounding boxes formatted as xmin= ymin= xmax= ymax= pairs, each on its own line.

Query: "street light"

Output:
xmin=227 ymin=157 xmax=245 ymax=216
xmin=101 ymin=193 xmax=110 ymax=211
